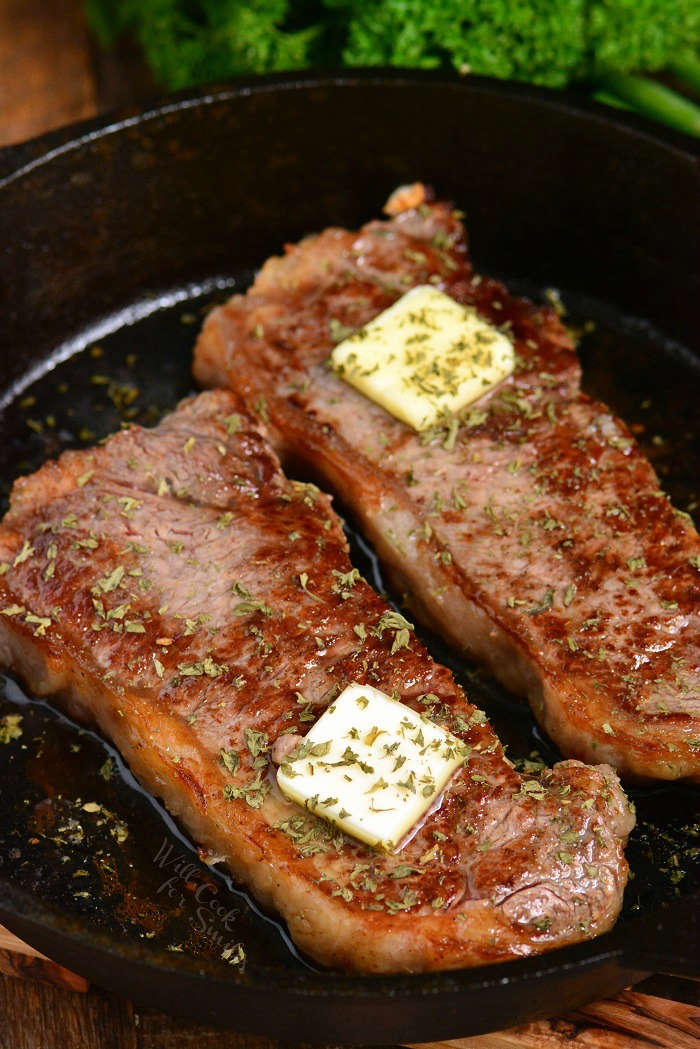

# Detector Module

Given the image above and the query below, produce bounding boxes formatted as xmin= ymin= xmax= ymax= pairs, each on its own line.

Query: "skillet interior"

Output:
xmin=0 ymin=73 xmax=698 ymax=1041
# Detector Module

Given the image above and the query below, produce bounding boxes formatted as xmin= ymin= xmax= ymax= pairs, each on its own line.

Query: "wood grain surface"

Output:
xmin=0 ymin=0 xmax=96 ymax=147
xmin=412 ymin=992 xmax=700 ymax=1047
xmin=0 ymin=926 xmax=88 ymax=993
xmin=0 ymin=2 xmax=698 ymax=1047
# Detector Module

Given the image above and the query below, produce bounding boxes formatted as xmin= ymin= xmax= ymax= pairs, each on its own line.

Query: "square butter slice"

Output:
xmin=330 ymin=285 xmax=514 ymax=431
xmin=276 ymin=683 xmax=467 ymax=851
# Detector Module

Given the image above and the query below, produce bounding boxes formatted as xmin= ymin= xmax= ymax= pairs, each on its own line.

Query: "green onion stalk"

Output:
xmin=593 ymin=65 xmax=700 ymax=137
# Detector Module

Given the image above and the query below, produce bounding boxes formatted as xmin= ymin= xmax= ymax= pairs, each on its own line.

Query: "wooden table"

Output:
xmin=0 ymin=4 xmax=698 ymax=1047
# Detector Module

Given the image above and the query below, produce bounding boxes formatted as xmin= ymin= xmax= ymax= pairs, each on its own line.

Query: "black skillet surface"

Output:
xmin=0 ymin=72 xmax=698 ymax=1041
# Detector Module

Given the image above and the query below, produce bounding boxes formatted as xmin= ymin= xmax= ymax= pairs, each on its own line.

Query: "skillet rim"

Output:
xmin=0 ymin=67 xmax=698 ymax=187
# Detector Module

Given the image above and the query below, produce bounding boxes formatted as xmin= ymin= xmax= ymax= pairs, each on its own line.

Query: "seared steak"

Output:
xmin=194 ymin=188 xmax=700 ymax=782
xmin=0 ymin=390 xmax=633 ymax=972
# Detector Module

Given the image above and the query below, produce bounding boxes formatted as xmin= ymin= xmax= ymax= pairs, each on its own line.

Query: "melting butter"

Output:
xmin=276 ymin=682 xmax=467 ymax=851
xmin=331 ymin=285 xmax=514 ymax=431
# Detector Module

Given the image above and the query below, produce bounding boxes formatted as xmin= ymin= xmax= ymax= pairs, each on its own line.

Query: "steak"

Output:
xmin=0 ymin=390 xmax=633 ymax=972
xmin=194 ymin=186 xmax=700 ymax=783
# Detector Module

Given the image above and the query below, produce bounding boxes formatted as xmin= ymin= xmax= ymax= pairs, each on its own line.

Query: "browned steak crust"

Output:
xmin=194 ymin=192 xmax=700 ymax=782
xmin=0 ymin=390 xmax=632 ymax=972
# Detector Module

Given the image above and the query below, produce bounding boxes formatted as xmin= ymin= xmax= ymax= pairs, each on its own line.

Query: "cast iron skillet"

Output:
xmin=0 ymin=72 xmax=698 ymax=1042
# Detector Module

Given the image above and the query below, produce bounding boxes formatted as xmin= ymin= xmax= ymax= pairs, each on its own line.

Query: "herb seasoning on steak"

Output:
xmin=0 ymin=390 xmax=633 ymax=971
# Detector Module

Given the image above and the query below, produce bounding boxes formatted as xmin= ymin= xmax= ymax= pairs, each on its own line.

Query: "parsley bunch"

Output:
xmin=86 ymin=0 xmax=700 ymax=136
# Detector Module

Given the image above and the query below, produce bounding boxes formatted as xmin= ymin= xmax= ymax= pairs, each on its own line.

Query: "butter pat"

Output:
xmin=330 ymin=285 xmax=514 ymax=431
xmin=276 ymin=683 xmax=466 ymax=851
